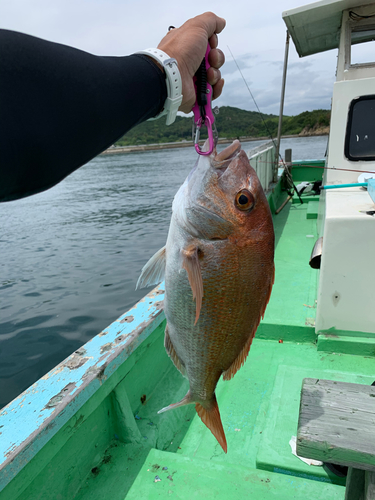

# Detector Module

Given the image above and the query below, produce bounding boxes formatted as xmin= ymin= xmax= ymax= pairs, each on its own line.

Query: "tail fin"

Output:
xmin=157 ymin=390 xmax=194 ymax=414
xmin=195 ymin=395 xmax=227 ymax=453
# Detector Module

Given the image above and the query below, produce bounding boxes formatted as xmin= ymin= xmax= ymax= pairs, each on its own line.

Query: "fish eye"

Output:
xmin=235 ymin=189 xmax=255 ymax=211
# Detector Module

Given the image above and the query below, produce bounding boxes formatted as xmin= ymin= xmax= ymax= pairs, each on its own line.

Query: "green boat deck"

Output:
xmin=123 ymin=198 xmax=372 ymax=500
xmin=2 ymin=168 xmax=374 ymax=500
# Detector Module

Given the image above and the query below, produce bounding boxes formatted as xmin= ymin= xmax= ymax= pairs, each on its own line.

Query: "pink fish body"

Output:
xmin=137 ymin=140 xmax=274 ymax=452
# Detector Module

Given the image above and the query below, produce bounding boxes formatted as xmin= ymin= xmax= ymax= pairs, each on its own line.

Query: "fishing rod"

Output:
xmin=291 ymin=164 xmax=375 ymax=175
xmin=232 ymin=159 xmax=375 ymax=176
xmin=226 ymin=49 xmax=375 ymax=200
xmin=227 ymin=46 xmax=303 ymax=204
xmin=226 ymin=46 xmax=278 ymax=153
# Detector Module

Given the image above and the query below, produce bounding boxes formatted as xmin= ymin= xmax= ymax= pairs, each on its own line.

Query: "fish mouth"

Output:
xmin=212 ymin=140 xmax=242 ymax=175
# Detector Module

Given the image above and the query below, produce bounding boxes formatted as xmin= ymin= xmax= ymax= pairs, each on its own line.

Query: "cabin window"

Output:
xmin=345 ymin=96 xmax=375 ymax=161
xmin=351 ymin=27 xmax=375 ymax=65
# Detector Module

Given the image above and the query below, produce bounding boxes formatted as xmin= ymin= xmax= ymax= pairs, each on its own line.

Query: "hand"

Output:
xmin=157 ymin=12 xmax=226 ymax=114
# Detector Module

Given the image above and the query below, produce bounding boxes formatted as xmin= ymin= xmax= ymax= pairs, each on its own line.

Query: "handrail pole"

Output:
xmin=274 ymin=30 xmax=290 ymax=182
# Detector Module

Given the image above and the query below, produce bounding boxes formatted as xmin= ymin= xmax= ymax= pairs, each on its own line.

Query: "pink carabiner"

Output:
xmin=194 ymin=115 xmax=214 ymax=155
xmin=192 ymin=43 xmax=217 ymax=156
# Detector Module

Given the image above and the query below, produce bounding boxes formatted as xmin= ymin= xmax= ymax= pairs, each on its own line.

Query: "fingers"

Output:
xmin=207 ymin=67 xmax=221 ymax=86
xmin=207 ymin=27 xmax=225 ymax=102
xmin=208 ymin=47 xmax=225 ymax=70
xmin=212 ymin=78 xmax=224 ymax=101
xmin=156 ymin=12 xmax=226 ymax=114
xmin=209 ymin=33 xmax=218 ymax=49
xmin=195 ymin=11 xmax=226 ymax=37
xmin=208 ymin=48 xmax=225 ymax=101
xmin=208 ymin=66 xmax=225 ymax=101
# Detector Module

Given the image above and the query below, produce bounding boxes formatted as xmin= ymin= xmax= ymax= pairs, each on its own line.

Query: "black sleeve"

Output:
xmin=0 ymin=29 xmax=167 ymax=202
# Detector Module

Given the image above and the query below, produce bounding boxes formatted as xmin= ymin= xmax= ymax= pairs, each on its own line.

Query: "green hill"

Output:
xmin=115 ymin=107 xmax=330 ymax=146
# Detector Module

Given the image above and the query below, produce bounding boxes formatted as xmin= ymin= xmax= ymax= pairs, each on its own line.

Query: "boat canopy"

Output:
xmin=283 ymin=0 xmax=375 ymax=57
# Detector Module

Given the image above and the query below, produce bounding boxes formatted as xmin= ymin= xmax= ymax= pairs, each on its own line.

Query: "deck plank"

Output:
xmin=297 ymin=379 xmax=375 ymax=471
xmin=256 ymin=365 xmax=373 ymax=485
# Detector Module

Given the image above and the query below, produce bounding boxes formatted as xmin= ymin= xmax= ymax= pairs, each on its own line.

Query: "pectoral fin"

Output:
xmin=181 ymin=245 xmax=203 ymax=325
xmin=136 ymin=246 xmax=166 ymax=289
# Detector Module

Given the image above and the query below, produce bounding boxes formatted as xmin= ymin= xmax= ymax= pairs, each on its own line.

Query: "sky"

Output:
xmin=0 ymin=0 xmax=341 ymax=116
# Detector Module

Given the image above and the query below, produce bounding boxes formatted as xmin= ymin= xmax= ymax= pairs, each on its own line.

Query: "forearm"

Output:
xmin=0 ymin=30 xmax=167 ymax=201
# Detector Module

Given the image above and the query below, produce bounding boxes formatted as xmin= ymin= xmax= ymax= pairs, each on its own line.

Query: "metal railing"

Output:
xmin=247 ymin=140 xmax=276 ymax=191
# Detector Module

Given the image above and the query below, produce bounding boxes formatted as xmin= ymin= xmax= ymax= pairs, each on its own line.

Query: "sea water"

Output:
xmin=0 ymin=135 xmax=327 ymax=408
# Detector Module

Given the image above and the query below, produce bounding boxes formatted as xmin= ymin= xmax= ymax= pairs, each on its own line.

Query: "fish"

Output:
xmin=137 ymin=139 xmax=274 ymax=453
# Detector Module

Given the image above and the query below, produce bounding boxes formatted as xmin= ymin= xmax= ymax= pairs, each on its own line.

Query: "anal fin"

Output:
xmin=158 ymin=390 xmax=193 ymax=414
xmin=164 ymin=324 xmax=186 ymax=377
xmin=157 ymin=389 xmax=228 ymax=453
xmin=181 ymin=245 xmax=203 ymax=325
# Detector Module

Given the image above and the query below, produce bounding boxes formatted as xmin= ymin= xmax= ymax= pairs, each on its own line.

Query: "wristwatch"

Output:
xmin=136 ymin=48 xmax=183 ymax=126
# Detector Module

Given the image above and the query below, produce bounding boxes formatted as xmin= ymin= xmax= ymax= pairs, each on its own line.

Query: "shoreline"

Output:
xmin=101 ymin=133 xmax=329 ymax=155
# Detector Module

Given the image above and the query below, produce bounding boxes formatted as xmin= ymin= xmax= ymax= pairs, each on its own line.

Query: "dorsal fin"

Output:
xmin=181 ymin=245 xmax=203 ymax=325
xmin=222 ymin=335 xmax=254 ymax=381
xmin=223 ymin=264 xmax=275 ymax=381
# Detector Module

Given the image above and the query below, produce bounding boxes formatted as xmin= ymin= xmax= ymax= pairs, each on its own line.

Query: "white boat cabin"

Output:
xmin=283 ymin=0 xmax=375 ymax=336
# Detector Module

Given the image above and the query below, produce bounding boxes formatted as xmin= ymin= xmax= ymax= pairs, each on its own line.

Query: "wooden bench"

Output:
xmin=297 ymin=378 xmax=375 ymax=500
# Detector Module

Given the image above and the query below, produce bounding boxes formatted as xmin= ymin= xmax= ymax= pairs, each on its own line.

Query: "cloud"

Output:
xmin=0 ymin=0 xmax=339 ymax=115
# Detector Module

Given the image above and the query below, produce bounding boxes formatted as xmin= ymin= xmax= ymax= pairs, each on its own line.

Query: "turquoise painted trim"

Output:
xmin=292 ymin=159 xmax=326 ymax=164
xmin=273 ymin=467 xmax=333 ymax=484
xmin=0 ymin=284 xmax=165 ymax=492
xmin=322 ymin=182 xmax=368 ymax=189
xmin=368 ymin=178 xmax=375 ymax=203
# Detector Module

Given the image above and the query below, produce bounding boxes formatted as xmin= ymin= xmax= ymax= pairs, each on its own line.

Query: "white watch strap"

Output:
xmin=136 ymin=48 xmax=183 ymax=126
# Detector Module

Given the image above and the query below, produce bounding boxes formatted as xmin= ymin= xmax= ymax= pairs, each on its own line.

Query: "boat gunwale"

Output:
xmin=0 ymin=284 xmax=165 ymax=492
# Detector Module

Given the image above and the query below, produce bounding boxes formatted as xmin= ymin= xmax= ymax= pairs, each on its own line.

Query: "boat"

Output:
xmin=1 ymin=1 xmax=375 ymax=498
